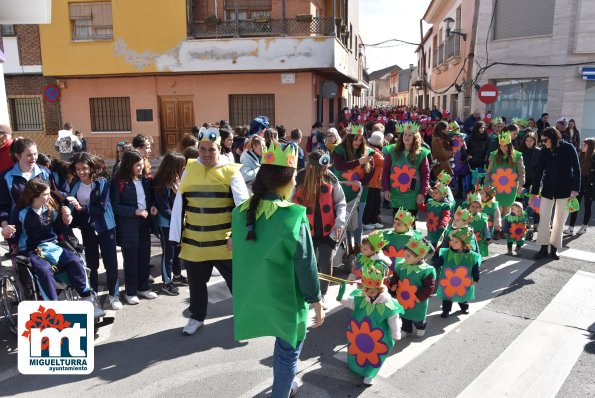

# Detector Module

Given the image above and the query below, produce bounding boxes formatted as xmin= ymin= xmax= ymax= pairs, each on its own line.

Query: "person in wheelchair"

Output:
xmin=1 ymin=179 xmax=105 ymax=318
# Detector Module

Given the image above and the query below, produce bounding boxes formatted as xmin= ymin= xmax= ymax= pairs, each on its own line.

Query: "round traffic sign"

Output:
xmin=478 ymin=84 xmax=499 ymax=104
xmin=43 ymin=85 xmax=60 ymax=102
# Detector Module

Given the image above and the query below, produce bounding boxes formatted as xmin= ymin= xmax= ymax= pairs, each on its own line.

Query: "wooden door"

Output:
xmin=159 ymin=97 xmax=195 ymax=152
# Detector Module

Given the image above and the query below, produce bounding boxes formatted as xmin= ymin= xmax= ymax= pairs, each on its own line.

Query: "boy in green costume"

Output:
xmin=382 ymin=208 xmax=422 ymax=276
xmin=350 ymin=230 xmax=392 ymax=281
xmin=502 ymin=201 xmax=529 ymax=255
xmin=340 ymin=259 xmax=404 ymax=386
xmin=389 ymin=236 xmax=436 ymax=338
xmin=426 ymin=184 xmax=452 ymax=247
xmin=479 ymin=185 xmax=501 ymax=238
xmin=467 ymin=191 xmax=491 ymax=257
xmin=436 ymin=226 xmax=481 ymax=318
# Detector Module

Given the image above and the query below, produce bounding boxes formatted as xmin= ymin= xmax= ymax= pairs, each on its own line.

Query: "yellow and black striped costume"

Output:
xmin=178 ymin=159 xmax=240 ymax=262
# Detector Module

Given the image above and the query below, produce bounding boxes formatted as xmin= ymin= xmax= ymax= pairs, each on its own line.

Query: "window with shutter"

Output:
xmin=494 ymin=0 xmax=555 ymax=40
xmin=69 ymin=2 xmax=113 ymax=41
xmin=224 ymin=0 xmax=272 ymax=21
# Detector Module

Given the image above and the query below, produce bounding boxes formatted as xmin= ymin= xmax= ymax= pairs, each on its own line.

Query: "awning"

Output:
xmin=581 ymin=67 xmax=595 ymax=80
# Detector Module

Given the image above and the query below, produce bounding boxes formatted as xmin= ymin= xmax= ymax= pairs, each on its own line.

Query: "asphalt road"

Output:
xmin=1 ymin=210 xmax=594 ymax=398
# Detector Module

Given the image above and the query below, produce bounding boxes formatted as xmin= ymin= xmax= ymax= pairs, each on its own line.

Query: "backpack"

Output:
xmin=58 ymin=136 xmax=73 ymax=154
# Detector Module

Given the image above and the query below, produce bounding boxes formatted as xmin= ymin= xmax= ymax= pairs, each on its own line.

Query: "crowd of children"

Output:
xmin=0 ymin=110 xmax=588 ymax=393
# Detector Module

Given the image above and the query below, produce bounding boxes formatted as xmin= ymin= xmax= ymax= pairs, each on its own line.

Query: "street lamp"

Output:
xmin=444 ymin=17 xmax=467 ymax=41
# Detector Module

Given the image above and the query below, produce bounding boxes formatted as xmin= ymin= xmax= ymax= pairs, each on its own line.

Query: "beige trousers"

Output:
xmin=537 ymin=197 xmax=569 ymax=249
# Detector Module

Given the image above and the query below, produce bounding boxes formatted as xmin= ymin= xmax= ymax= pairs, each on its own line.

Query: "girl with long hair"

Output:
xmin=0 ymin=139 xmax=51 ymax=232
xmin=565 ymin=137 xmax=595 ymax=235
xmin=331 ymin=126 xmax=375 ymax=252
xmin=219 ymin=129 xmax=235 ymax=163
xmin=431 ymin=120 xmax=454 ymax=178
xmin=485 ymin=129 xmax=526 ymax=217
xmin=68 ymin=152 xmax=121 ymax=310
xmin=240 ymin=135 xmax=265 ymax=191
xmin=110 ymin=149 xmax=156 ymax=305
xmin=1 ymin=179 xmax=104 ymax=316
xmin=292 ymin=150 xmax=346 ymax=304
xmin=153 ymin=152 xmax=188 ymax=295
xmin=382 ymin=124 xmax=430 ymax=218
xmin=232 ymin=142 xmax=324 ymax=398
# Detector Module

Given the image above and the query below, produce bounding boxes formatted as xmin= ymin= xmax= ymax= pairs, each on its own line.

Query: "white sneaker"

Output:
xmin=124 ymin=294 xmax=140 ymax=305
xmin=374 ymin=223 xmax=384 ymax=229
xmin=320 ymin=296 xmax=329 ymax=310
xmin=138 ymin=290 xmax=158 ymax=299
xmin=109 ymin=295 xmax=122 ymax=310
xmin=211 ymin=268 xmax=221 ymax=277
xmin=363 ymin=376 xmax=375 ymax=385
xmin=289 ymin=381 xmax=298 ymax=397
xmin=183 ymin=319 xmax=204 ymax=335
xmin=416 ymin=329 xmax=426 ymax=337
xmin=363 ymin=224 xmax=375 ymax=230
xmin=577 ymin=225 xmax=588 ymax=234
xmin=563 ymin=227 xmax=574 ymax=235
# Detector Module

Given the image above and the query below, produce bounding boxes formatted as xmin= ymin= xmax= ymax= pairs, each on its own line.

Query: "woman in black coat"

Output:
xmin=530 ymin=127 xmax=581 ymax=260
xmin=519 ymin=132 xmax=541 ymax=191
xmin=462 ymin=121 xmax=490 ymax=170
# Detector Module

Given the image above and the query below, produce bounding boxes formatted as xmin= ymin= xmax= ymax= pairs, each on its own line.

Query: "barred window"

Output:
xmin=69 ymin=2 xmax=113 ymax=41
xmin=224 ymin=0 xmax=272 ymax=21
xmin=90 ymin=97 xmax=132 ymax=132
xmin=8 ymin=97 xmax=44 ymax=132
xmin=1 ymin=25 xmax=16 ymax=37
xmin=229 ymin=94 xmax=275 ymax=127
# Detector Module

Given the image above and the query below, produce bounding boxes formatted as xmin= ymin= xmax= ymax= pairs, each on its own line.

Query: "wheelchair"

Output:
xmin=0 ymin=240 xmax=113 ymax=334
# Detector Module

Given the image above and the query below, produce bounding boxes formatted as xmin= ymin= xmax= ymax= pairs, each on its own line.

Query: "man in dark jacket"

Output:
xmin=536 ymin=113 xmax=550 ymax=133
xmin=463 ymin=111 xmax=481 ymax=134
xmin=530 ymin=127 xmax=580 ymax=260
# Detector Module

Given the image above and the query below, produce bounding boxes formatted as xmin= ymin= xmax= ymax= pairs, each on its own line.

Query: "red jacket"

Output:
xmin=0 ymin=139 xmax=14 ymax=173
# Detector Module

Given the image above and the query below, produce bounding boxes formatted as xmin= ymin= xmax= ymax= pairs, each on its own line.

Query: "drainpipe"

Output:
xmin=332 ymin=0 xmax=336 ymax=36
xmin=214 ymin=0 xmax=218 ymax=18
xmin=282 ymin=0 xmax=286 ymax=35
xmin=466 ymin=0 xmax=480 ymax=116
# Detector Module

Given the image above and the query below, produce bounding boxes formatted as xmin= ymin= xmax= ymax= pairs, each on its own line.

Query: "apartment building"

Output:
xmin=472 ymin=0 xmax=595 ymax=138
xmin=1 ymin=24 xmax=59 ymax=154
xmin=422 ymin=0 xmax=477 ymax=120
xmin=38 ymin=0 xmax=366 ymax=156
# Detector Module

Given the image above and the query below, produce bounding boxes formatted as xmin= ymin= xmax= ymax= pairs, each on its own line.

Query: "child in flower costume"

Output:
xmin=341 ymin=260 xmax=404 ymax=385
xmin=426 ymin=184 xmax=452 ymax=247
xmin=466 ymin=192 xmax=491 ymax=257
xmin=485 ymin=130 xmax=525 ymax=211
xmin=438 ymin=207 xmax=479 ymax=254
xmin=436 ymin=170 xmax=456 ymax=211
xmin=502 ymin=201 xmax=529 ymax=255
xmin=351 ymin=230 xmax=392 ymax=281
xmin=435 ymin=226 xmax=481 ymax=318
xmin=382 ymin=208 xmax=423 ymax=276
xmin=389 ymin=236 xmax=436 ymax=338
xmin=479 ymin=185 xmax=502 ymax=238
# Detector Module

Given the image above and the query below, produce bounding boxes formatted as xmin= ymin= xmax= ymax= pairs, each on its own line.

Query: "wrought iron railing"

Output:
xmin=432 ymin=48 xmax=438 ymax=68
xmin=438 ymin=43 xmax=445 ymax=65
xmin=445 ymin=35 xmax=460 ymax=60
xmin=190 ymin=16 xmax=336 ymax=39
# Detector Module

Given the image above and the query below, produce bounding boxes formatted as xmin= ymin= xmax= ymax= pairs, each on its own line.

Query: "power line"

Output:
xmin=363 ymin=38 xmax=420 ymax=47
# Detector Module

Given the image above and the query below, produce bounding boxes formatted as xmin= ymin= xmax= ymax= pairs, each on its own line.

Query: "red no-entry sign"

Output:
xmin=478 ymin=84 xmax=499 ymax=104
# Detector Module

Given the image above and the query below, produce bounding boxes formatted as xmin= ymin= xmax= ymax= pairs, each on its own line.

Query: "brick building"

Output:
xmin=2 ymin=24 xmax=59 ymax=154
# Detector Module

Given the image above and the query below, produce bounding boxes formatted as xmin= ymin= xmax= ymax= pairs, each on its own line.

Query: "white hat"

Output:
xmin=555 ymin=117 xmax=568 ymax=125
xmin=368 ymin=131 xmax=384 ymax=146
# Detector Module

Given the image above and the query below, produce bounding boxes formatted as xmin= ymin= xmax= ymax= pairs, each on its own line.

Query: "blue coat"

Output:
xmin=110 ymin=177 xmax=152 ymax=248
xmin=70 ymin=178 xmax=116 ymax=233
xmin=9 ymin=206 xmax=67 ymax=253
xmin=531 ymin=141 xmax=581 ymax=199
xmin=153 ymin=186 xmax=175 ymax=228
xmin=0 ymin=163 xmax=51 ymax=223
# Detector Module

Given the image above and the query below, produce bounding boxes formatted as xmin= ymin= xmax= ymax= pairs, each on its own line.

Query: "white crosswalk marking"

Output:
xmin=458 ymin=270 xmax=595 ymax=398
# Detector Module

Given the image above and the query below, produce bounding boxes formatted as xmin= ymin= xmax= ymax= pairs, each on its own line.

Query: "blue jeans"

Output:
xmin=272 ymin=338 xmax=304 ymax=398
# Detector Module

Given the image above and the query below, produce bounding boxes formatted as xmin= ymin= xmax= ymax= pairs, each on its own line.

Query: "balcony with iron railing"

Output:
xmin=190 ymin=16 xmax=337 ymax=39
